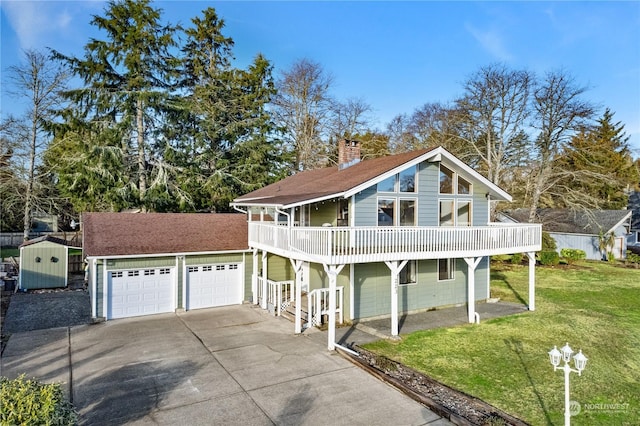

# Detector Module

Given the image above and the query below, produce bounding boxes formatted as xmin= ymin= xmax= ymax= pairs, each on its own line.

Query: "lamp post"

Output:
xmin=548 ymin=342 xmax=588 ymax=426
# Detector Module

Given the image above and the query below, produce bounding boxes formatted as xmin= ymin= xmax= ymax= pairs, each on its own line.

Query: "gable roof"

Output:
xmin=502 ymin=208 xmax=632 ymax=235
xmin=83 ymin=213 xmax=248 ymax=257
xmin=19 ymin=235 xmax=81 ymax=249
xmin=232 ymin=146 xmax=511 ymax=209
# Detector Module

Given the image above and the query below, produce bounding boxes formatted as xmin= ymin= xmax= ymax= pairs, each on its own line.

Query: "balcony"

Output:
xmin=248 ymin=222 xmax=542 ymax=264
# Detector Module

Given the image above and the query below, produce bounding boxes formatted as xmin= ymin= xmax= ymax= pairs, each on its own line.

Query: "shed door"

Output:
xmin=187 ymin=264 xmax=242 ymax=310
xmin=108 ymin=268 xmax=174 ymax=319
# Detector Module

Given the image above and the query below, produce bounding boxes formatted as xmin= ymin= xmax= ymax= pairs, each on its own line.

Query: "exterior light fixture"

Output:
xmin=548 ymin=342 xmax=588 ymax=425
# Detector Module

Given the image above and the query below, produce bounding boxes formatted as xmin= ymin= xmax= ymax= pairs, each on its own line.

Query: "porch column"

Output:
xmin=290 ymin=258 xmax=304 ymax=334
xmin=463 ymin=257 xmax=482 ymax=323
xmin=526 ymin=252 xmax=536 ymax=311
xmin=252 ymin=249 xmax=258 ymax=305
xmin=261 ymin=251 xmax=268 ymax=309
xmin=384 ymin=260 xmax=408 ymax=337
xmin=323 ymin=264 xmax=345 ymax=350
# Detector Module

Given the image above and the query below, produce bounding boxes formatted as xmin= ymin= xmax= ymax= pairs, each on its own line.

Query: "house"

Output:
xmin=628 ymin=191 xmax=640 ymax=248
xmin=83 ymin=213 xmax=252 ymax=320
xmin=19 ymin=235 xmax=81 ymax=290
xmin=499 ymin=208 xmax=632 ymax=260
xmin=83 ymin=142 xmax=541 ymax=351
xmin=231 ymin=141 xmax=541 ymax=349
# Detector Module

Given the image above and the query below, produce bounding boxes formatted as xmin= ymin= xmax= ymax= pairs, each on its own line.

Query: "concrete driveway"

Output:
xmin=1 ymin=304 xmax=450 ymax=425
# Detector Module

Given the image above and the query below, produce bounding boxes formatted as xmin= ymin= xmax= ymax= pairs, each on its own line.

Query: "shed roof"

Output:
xmin=83 ymin=212 xmax=248 ymax=257
xmin=19 ymin=235 xmax=81 ymax=249
xmin=502 ymin=208 xmax=632 ymax=235
xmin=233 ymin=146 xmax=512 ymax=208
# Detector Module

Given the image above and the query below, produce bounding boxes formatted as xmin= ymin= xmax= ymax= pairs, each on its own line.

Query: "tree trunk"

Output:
xmin=137 ymin=97 xmax=147 ymax=211
xmin=22 ymin=109 xmax=38 ymax=241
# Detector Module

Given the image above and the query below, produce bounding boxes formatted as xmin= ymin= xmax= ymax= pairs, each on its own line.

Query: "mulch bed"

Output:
xmin=338 ymin=346 xmax=529 ymax=426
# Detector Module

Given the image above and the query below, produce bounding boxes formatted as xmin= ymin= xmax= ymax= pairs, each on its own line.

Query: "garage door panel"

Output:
xmin=108 ymin=268 xmax=174 ymax=319
xmin=187 ymin=264 xmax=241 ymax=310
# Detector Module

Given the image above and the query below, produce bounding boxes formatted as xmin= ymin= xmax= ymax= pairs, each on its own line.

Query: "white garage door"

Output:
xmin=187 ymin=263 xmax=242 ymax=310
xmin=108 ymin=268 xmax=174 ymax=319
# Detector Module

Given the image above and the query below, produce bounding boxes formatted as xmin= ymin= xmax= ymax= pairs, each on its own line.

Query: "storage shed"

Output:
xmin=19 ymin=235 xmax=81 ymax=290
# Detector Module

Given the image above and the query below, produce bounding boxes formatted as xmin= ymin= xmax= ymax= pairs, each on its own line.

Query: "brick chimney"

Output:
xmin=338 ymin=139 xmax=361 ymax=170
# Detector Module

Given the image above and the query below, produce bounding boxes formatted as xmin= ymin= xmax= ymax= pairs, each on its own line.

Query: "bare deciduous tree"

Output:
xmin=272 ymin=58 xmax=334 ymax=171
xmin=5 ymin=49 xmax=68 ymax=240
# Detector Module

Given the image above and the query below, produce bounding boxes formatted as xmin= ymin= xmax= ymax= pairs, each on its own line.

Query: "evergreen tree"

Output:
xmin=51 ymin=0 xmax=180 ymax=212
xmin=558 ymin=108 xmax=638 ymax=209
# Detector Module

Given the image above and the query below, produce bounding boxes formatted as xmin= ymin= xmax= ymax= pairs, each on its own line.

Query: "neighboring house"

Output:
xmin=232 ymin=141 xmax=541 ymax=349
xmin=499 ymin=208 xmax=632 ymax=260
xmin=19 ymin=235 xmax=80 ymax=290
xmin=628 ymin=191 xmax=640 ymax=247
xmin=83 ymin=213 xmax=251 ymax=320
xmin=82 ymin=142 xmax=541 ymax=351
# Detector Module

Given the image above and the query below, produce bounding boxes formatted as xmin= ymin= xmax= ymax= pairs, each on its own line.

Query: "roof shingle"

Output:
xmin=83 ymin=213 xmax=248 ymax=257
xmin=503 ymin=208 xmax=631 ymax=235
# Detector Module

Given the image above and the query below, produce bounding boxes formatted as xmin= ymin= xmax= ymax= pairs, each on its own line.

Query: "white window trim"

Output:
xmin=457 ymin=199 xmax=473 ymax=226
xmin=378 ymin=196 xmax=418 ymax=226
xmin=437 ymin=258 xmax=456 ymax=282
xmin=439 ymin=198 xmax=455 ymax=227
xmin=439 ymin=164 xmax=454 ymax=195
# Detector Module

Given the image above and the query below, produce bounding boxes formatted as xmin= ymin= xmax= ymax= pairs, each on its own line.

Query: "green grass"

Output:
xmin=363 ymin=261 xmax=640 ymax=425
xmin=0 ymin=247 xmax=19 ymax=259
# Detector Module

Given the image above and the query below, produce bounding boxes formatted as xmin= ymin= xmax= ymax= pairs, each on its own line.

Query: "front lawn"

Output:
xmin=363 ymin=261 xmax=640 ymax=425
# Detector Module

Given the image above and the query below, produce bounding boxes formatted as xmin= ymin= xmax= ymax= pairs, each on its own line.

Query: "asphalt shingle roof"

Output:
xmin=503 ymin=208 xmax=632 ymax=235
xmin=83 ymin=212 xmax=248 ymax=257
xmin=234 ymin=148 xmax=435 ymax=206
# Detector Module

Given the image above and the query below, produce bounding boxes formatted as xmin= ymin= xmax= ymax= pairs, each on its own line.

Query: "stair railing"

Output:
xmin=307 ymin=286 xmax=343 ymax=328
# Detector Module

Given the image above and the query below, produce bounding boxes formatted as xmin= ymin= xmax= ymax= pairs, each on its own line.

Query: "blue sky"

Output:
xmin=2 ymin=1 xmax=639 ymax=153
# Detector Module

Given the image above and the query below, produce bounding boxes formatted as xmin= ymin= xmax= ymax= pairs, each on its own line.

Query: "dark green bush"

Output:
xmin=541 ymin=232 xmax=557 ymax=251
xmin=0 ymin=375 xmax=77 ymax=425
xmin=560 ymin=248 xmax=586 ymax=264
xmin=510 ymin=253 xmax=523 ymax=264
xmin=626 ymin=251 xmax=640 ymax=266
xmin=539 ymin=250 xmax=560 ymax=266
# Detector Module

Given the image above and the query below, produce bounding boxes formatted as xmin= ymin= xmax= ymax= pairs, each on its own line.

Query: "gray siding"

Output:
xmin=354 ymin=187 xmax=377 ymax=226
xmin=551 ymin=233 xmax=627 ymax=260
xmin=418 ymin=162 xmax=439 ymax=226
xmin=353 ymin=259 xmax=488 ymax=319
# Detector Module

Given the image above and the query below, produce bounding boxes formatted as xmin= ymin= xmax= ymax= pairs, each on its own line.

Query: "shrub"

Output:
xmin=510 ymin=253 xmax=523 ymax=264
xmin=626 ymin=251 xmax=640 ymax=267
xmin=541 ymin=232 xmax=557 ymax=251
xmin=0 ymin=375 xmax=77 ymax=426
xmin=539 ymin=250 xmax=560 ymax=266
xmin=560 ymin=248 xmax=586 ymax=264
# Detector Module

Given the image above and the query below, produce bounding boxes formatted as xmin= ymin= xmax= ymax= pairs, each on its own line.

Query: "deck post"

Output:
xmin=384 ymin=260 xmax=408 ymax=336
xmin=290 ymin=259 xmax=304 ymax=334
xmin=526 ymin=252 xmax=536 ymax=311
xmin=323 ymin=264 xmax=345 ymax=350
xmin=261 ymin=250 xmax=268 ymax=309
xmin=252 ymin=249 xmax=258 ymax=305
xmin=463 ymin=257 xmax=482 ymax=323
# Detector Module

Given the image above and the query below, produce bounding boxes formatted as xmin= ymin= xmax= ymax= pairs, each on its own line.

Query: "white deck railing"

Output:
xmin=257 ymin=277 xmax=294 ymax=316
xmin=307 ymin=286 xmax=343 ymax=328
xmin=249 ymin=222 xmax=541 ymax=264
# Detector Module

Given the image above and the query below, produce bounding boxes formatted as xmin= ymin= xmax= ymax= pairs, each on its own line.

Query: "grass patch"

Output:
xmin=0 ymin=247 xmax=19 ymax=259
xmin=364 ymin=261 xmax=640 ymax=425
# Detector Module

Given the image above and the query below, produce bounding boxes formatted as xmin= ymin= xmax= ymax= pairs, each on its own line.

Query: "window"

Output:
xmin=128 ymin=270 xmax=139 ymax=277
xmin=159 ymin=268 xmax=170 ymax=275
xmin=438 ymin=259 xmax=455 ymax=281
xmin=399 ymin=166 xmax=416 ymax=192
xmin=378 ymin=199 xmax=395 ymax=226
xmin=144 ymin=269 xmax=155 ymax=276
xmin=637 ymin=231 xmax=640 ymax=243
xmin=202 ymin=266 xmax=212 ymax=272
xmin=399 ymin=199 xmax=415 ymax=226
xmin=440 ymin=166 xmax=454 ymax=194
xmin=112 ymin=271 xmax=123 ymax=278
xmin=458 ymin=176 xmax=471 ymax=194
xmin=337 ymin=198 xmax=349 ymax=226
xmin=399 ymin=261 xmax=417 ymax=285
xmin=188 ymin=266 xmax=198 ymax=273
xmin=229 ymin=264 xmax=238 ymax=270
xmin=216 ymin=265 xmax=225 ymax=271
xmin=457 ymin=201 xmax=471 ymax=226
xmin=377 ymin=175 xmax=396 ymax=192
xmin=439 ymin=200 xmax=454 ymax=226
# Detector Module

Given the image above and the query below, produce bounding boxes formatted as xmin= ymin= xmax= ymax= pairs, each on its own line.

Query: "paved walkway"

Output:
xmin=2 ymin=305 xmax=452 ymax=426
xmin=305 ymin=301 xmax=529 ymax=348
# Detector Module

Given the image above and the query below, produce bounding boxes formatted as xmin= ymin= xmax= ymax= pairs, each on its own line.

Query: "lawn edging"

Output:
xmin=336 ymin=345 xmax=529 ymax=426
